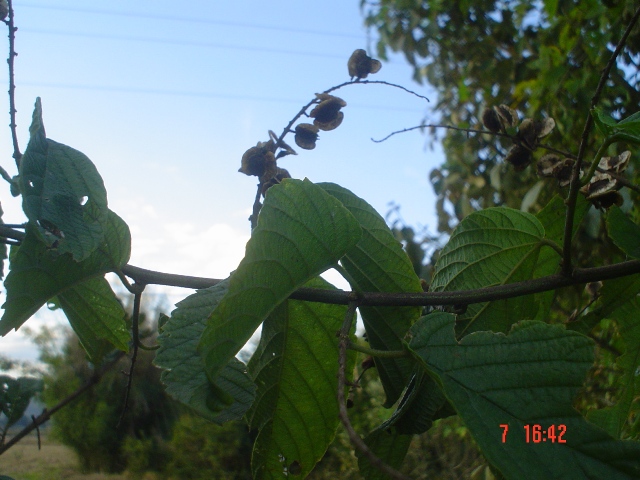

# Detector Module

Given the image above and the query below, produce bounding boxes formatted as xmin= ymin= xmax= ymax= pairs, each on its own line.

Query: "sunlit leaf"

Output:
xmin=430 ymin=207 xmax=546 ymax=335
xmin=199 ymin=178 xmax=361 ymax=385
xmin=320 ymin=182 xmax=422 ymax=407
xmin=247 ymin=277 xmax=353 ymax=480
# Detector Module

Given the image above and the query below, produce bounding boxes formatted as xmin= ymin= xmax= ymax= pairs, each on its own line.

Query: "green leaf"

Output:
xmin=56 ymin=277 xmax=129 ymax=363
xmin=533 ymin=194 xmax=589 ymax=321
xmin=592 ymin=108 xmax=619 ymax=137
xmin=592 ymin=107 xmax=640 ymax=143
xmin=607 ymin=206 xmax=640 ymax=259
xmin=407 ymin=312 xmax=640 ymax=480
xmin=319 ymin=182 xmax=422 ymax=407
xmin=377 ymin=369 xmax=449 ymax=436
xmin=199 ymin=178 xmax=361 ymax=383
xmin=19 ymin=98 xmax=109 ymax=261
xmin=155 ymin=278 xmax=256 ymax=424
xmin=357 ymin=427 xmax=412 ymax=480
xmin=247 ymin=277 xmax=354 ymax=480
xmin=587 ymin=290 xmax=640 ymax=438
xmin=430 ymin=207 xmax=546 ymax=335
xmin=0 ymin=210 xmax=131 ymax=335
xmin=0 ymin=375 xmax=43 ymax=429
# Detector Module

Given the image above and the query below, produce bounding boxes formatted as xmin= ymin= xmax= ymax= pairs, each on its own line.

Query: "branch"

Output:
xmin=5 ymin=0 xmax=20 ymax=168
xmin=561 ymin=4 xmax=640 ymax=275
xmin=0 ymin=351 xmax=125 ymax=456
xmin=1 ymin=226 xmax=639 ymax=306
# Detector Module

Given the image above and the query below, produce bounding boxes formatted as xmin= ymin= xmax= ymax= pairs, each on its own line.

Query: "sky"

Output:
xmin=0 ymin=1 xmax=443 ymax=363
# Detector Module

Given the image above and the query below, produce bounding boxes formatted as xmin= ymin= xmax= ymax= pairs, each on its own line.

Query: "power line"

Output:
xmin=19 ymin=81 xmax=426 ymax=113
xmin=19 ymin=3 xmax=365 ymax=39
xmin=20 ymin=28 xmax=347 ymax=60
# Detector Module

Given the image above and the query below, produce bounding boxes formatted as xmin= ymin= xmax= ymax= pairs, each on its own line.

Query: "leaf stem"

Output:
xmin=347 ymin=340 xmax=408 ymax=359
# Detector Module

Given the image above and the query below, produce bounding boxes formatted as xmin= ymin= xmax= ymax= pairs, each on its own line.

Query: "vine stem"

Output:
xmin=337 ymin=301 xmax=412 ymax=480
xmin=561 ymin=4 xmax=640 ymax=276
xmin=5 ymin=0 xmax=20 ymax=168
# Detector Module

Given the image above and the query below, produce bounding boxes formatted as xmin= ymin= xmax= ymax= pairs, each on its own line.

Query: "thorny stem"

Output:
xmin=5 ymin=0 xmax=20 ymax=168
xmin=337 ymin=301 xmax=412 ymax=480
xmin=562 ymin=4 xmax=640 ymax=276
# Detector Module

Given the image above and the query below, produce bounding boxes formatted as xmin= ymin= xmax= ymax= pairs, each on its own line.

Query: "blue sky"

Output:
xmin=1 ymin=1 xmax=443 ymax=361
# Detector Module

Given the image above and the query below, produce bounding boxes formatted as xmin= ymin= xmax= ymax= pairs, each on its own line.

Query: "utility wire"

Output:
xmin=19 ymin=3 xmax=365 ymax=39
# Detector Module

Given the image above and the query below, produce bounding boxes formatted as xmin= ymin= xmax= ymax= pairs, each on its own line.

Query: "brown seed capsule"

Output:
xmin=494 ymin=104 xmax=519 ymax=130
xmin=481 ymin=107 xmax=502 ymax=133
xmin=537 ymin=154 xmax=563 ymax=178
xmin=310 ymin=94 xmax=347 ymax=131
xmin=294 ymin=123 xmax=320 ymax=150
xmin=239 ymin=144 xmax=276 ymax=179
xmin=504 ymin=144 xmax=532 ymax=171
xmin=260 ymin=167 xmax=291 ymax=196
xmin=347 ymin=49 xmax=382 ymax=80
xmin=0 ymin=0 xmax=7 ymax=21
xmin=517 ymin=118 xmax=538 ymax=149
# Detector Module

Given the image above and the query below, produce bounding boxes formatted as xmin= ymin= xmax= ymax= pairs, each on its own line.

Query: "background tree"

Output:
xmin=34 ymin=303 xmax=178 ymax=474
xmin=362 ymin=0 xmax=640 ymax=237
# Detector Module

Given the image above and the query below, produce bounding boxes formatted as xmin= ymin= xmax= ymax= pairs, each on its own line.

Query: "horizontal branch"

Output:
xmin=122 ymin=260 xmax=640 ymax=307
xmin=1 ymin=225 xmax=638 ymax=307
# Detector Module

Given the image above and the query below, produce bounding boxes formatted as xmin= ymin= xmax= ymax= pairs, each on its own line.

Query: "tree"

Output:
xmin=362 ymin=0 xmax=640 ymax=236
xmin=1 ymin=1 xmax=640 ymax=479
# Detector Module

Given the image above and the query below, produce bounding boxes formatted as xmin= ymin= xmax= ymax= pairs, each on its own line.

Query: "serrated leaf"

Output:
xmin=357 ymin=427 xmax=412 ymax=480
xmin=587 ymin=290 xmax=640 ymax=438
xmin=430 ymin=207 xmax=546 ymax=335
xmin=199 ymin=178 xmax=361 ymax=383
xmin=607 ymin=206 xmax=640 ymax=259
xmin=56 ymin=277 xmax=129 ymax=363
xmin=0 ymin=210 xmax=130 ymax=335
xmin=247 ymin=277 xmax=354 ymax=480
xmin=407 ymin=312 xmax=640 ymax=480
xmin=155 ymin=278 xmax=256 ymax=424
xmin=0 ymin=375 xmax=43 ymax=429
xmin=19 ymin=98 xmax=109 ymax=261
xmin=319 ymin=182 xmax=422 ymax=407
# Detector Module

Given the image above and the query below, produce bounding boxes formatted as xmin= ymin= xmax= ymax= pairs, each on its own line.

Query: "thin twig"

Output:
xmin=117 ymin=283 xmax=145 ymax=426
xmin=5 ymin=0 xmax=20 ymax=168
xmin=0 ymin=352 xmax=125 ymax=456
xmin=337 ymin=301 xmax=412 ymax=480
xmin=562 ymin=4 xmax=640 ymax=276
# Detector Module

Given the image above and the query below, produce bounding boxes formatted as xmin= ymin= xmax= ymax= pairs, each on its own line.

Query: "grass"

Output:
xmin=0 ymin=431 xmax=128 ymax=480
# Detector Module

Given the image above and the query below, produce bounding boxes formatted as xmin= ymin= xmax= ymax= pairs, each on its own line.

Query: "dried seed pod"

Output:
xmin=294 ymin=123 xmax=320 ymax=150
xmin=537 ymin=154 xmax=563 ymax=177
xmin=504 ymin=144 xmax=532 ymax=171
xmin=481 ymin=107 xmax=502 ymax=133
xmin=310 ymin=93 xmax=347 ymax=131
xmin=592 ymin=191 xmax=623 ymax=209
xmin=517 ymin=118 xmax=538 ymax=149
xmin=600 ymin=150 xmax=631 ymax=173
xmin=0 ymin=0 xmax=7 ymax=21
xmin=348 ymin=49 xmax=382 ymax=80
xmin=557 ymin=159 xmax=579 ymax=187
xmin=535 ymin=117 xmax=555 ymax=138
xmin=239 ymin=144 xmax=276 ymax=179
xmin=494 ymin=104 xmax=519 ymax=130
